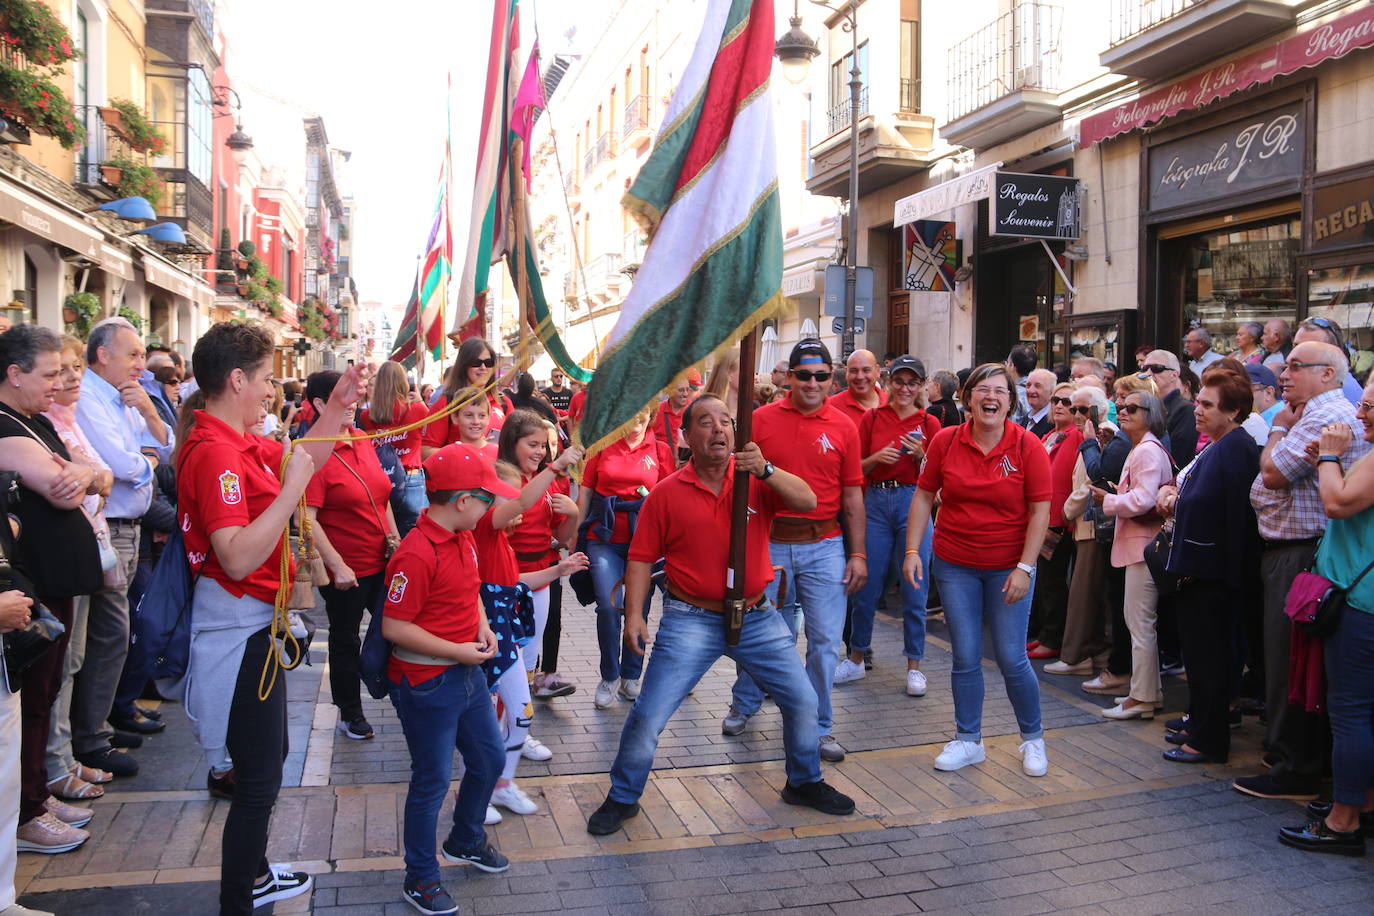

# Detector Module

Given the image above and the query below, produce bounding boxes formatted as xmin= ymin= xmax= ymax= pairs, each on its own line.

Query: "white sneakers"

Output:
xmin=490 ymin=781 xmax=538 ymax=815
xmin=1020 ymin=739 xmax=1048 ymax=777
xmin=594 ymin=679 xmax=619 ymax=709
xmin=933 ymin=738 xmax=1049 ymax=776
xmin=618 ymin=678 xmax=641 ymax=700
xmin=15 ymin=811 xmax=87 ymax=854
xmin=933 ymin=740 xmax=985 ymax=772
xmin=520 ymin=736 xmax=552 ymax=761
xmin=833 ymin=658 xmax=866 ymax=684
xmin=484 ymin=805 xmax=502 ymax=825
xmin=906 ymin=670 xmax=928 ymax=697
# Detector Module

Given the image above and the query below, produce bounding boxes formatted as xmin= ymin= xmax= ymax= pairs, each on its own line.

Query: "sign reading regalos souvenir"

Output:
xmin=1147 ymin=102 xmax=1303 ymax=212
xmin=991 ymin=172 xmax=1081 ymax=240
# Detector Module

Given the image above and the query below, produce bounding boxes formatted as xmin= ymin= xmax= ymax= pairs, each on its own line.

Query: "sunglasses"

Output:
xmin=1068 ymin=405 xmax=1093 ymax=415
xmin=1050 ymin=396 xmax=1073 ymax=407
xmin=451 ymin=489 xmax=495 ymax=505
xmin=470 ymin=357 xmax=496 ymax=369
xmin=1140 ymin=364 xmax=1174 ymax=375
xmin=1119 ymin=403 xmax=1145 ymax=416
xmin=792 ymin=369 xmax=832 ymax=382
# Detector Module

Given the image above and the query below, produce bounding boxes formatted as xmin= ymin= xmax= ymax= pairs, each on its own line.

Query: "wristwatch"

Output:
xmin=756 ymin=461 xmax=775 ymax=480
xmin=1016 ymin=562 xmax=1035 ymax=576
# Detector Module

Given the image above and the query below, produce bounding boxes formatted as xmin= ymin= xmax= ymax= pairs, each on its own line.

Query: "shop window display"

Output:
xmin=1309 ymin=263 xmax=1374 ymax=386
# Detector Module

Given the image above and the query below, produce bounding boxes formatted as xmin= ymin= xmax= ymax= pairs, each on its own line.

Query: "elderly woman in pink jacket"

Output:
xmin=1090 ymin=389 xmax=1174 ymax=720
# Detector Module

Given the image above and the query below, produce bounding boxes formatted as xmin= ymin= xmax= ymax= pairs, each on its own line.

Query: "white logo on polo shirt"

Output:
xmin=816 ymin=433 xmax=836 ymax=454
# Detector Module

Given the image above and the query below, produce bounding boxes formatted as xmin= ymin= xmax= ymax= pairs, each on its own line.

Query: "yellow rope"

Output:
xmin=256 ymin=372 xmax=516 ymax=700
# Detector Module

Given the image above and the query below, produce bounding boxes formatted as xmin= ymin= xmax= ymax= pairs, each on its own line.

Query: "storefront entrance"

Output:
xmin=975 ymin=241 xmax=1060 ymax=369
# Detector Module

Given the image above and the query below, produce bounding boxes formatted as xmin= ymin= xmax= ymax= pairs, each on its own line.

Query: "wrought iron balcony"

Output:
xmin=564 ymin=169 xmax=579 ymax=198
xmin=899 ymin=78 xmax=922 ymax=113
xmin=826 ymin=87 xmax=870 ymax=136
xmin=1101 ymin=0 xmax=1297 ymax=78
xmin=623 ymin=95 xmax=652 ymax=150
xmin=942 ymin=1 xmax=1063 ymax=150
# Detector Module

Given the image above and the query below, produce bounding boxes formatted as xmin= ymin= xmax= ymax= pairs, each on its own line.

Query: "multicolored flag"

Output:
xmin=388 ymin=276 xmax=423 ymax=370
xmin=577 ymin=0 xmax=784 ymax=454
xmin=453 ymin=0 xmax=591 ymax=382
xmin=416 ymin=149 xmax=451 ymax=361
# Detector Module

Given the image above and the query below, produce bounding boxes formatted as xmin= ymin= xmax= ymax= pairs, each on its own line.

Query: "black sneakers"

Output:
xmin=251 ymin=864 xmax=312 ymax=907
xmin=586 ymin=798 xmax=641 ymax=835
xmin=403 ymin=878 xmax=459 ymax=915
xmin=207 ymin=768 xmax=235 ymax=801
xmin=780 ymin=780 xmax=855 ymax=816
xmin=1233 ymin=773 xmax=1320 ymax=801
xmin=440 ymin=836 xmax=509 ymax=873
xmin=338 ymin=715 xmax=374 ymax=740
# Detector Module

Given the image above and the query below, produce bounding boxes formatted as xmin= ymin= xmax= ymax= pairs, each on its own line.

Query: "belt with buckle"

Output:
xmin=665 ymin=581 xmax=767 ymax=614
xmin=868 ymin=480 xmax=911 ymax=490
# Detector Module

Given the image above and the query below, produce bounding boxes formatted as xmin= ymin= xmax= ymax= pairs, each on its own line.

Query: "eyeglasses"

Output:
xmin=889 ymin=375 xmax=923 ymax=388
xmin=1358 ymin=401 xmax=1374 ymax=413
xmin=451 ymin=489 xmax=495 ymax=505
xmin=970 ymin=386 xmax=1010 ymax=397
xmin=1050 ymin=396 xmax=1073 ymax=407
xmin=1119 ymin=403 xmax=1145 ymax=416
xmin=1068 ymin=405 xmax=1093 ymax=416
xmin=1140 ymin=364 xmax=1175 ymax=375
xmin=1285 ymin=359 xmax=1330 ymax=372
xmin=791 ymin=369 xmax=832 ymax=382
xmin=470 ymin=357 xmax=496 ymax=369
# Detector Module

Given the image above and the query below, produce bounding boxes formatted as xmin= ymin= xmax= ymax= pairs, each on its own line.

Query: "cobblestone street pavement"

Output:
xmin=15 ymin=594 xmax=1374 ymax=914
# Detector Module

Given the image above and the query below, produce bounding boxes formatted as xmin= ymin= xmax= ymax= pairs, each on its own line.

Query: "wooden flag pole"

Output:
xmin=724 ymin=326 xmax=758 ymax=647
xmin=511 ymin=135 xmax=533 ymax=373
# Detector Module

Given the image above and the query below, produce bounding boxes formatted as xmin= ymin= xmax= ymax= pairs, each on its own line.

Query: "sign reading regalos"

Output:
xmin=1147 ymin=102 xmax=1303 ymax=211
xmin=1310 ymin=173 xmax=1374 ymax=253
xmin=991 ymin=172 xmax=1081 ymax=240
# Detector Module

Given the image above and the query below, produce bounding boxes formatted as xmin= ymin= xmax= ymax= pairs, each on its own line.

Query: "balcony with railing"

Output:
xmin=807 ymin=72 xmax=937 ymax=198
xmin=584 ymin=251 xmax=626 ymax=302
xmin=942 ymin=1 xmax=1064 ymax=151
xmin=1100 ymin=0 xmax=1297 ymax=79
xmin=623 ymin=95 xmax=653 ymax=150
xmin=900 ymin=78 xmax=921 ymax=113
xmin=563 ymin=169 xmax=579 ymax=199
xmin=825 ymin=87 xmax=870 ymax=136
xmin=582 ymin=132 xmax=614 ymax=178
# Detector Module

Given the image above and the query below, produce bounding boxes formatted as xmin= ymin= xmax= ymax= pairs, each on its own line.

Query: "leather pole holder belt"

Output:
xmin=514 ymin=550 xmax=548 ymax=563
xmin=665 ymin=580 xmax=766 ymax=615
xmin=769 ymin=516 xmax=839 ymax=544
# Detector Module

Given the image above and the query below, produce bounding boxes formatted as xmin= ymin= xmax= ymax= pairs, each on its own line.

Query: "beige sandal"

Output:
xmin=46 ymin=771 xmax=104 ymax=801
xmin=74 ymin=763 xmax=112 ymax=785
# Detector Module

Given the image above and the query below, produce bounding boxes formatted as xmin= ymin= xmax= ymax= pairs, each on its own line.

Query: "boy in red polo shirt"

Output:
xmin=584 ymin=394 xmax=855 ymax=836
xmin=382 ymin=443 xmax=517 ymax=916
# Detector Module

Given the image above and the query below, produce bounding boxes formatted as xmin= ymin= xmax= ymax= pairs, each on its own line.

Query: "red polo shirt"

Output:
xmin=752 ymin=397 xmax=863 ymax=528
xmin=508 ymin=474 xmax=569 ymax=579
xmin=654 ymin=400 xmax=688 ymax=443
xmin=829 ymin=387 xmax=886 ymax=429
xmin=359 ymin=400 xmax=429 ymax=470
xmin=383 ymin=511 xmax=481 ymax=685
xmin=629 ymin=457 xmax=782 ymax=601
xmin=858 ymin=405 xmax=941 ymax=485
xmin=177 ymin=411 xmax=292 ymax=604
xmin=304 ymin=431 xmax=393 ymax=578
xmin=421 ymin=391 xmax=512 ymax=451
xmin=581 ymin=433 xmax=671 ymax=542
xmin=1042 ymin=425 xmax=1085 ymax=528
xmin=473 ymin=510 xmax=520 ymax=587
xmin=917 ymin=421 xmax=1052 ymax=570
xmin=568 ymin=389 xmax=587 ymax=425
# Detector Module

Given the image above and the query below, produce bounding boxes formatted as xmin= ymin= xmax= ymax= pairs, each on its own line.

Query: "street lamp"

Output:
xmin=774 ymin=0 xmax=861 ymax=361
xmin=211 ymin=85 xmax=255 ymax=164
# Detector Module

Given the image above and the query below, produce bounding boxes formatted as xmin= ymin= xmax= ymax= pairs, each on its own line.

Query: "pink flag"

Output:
xmin=511 ymin=43 xmax=544 ymax=190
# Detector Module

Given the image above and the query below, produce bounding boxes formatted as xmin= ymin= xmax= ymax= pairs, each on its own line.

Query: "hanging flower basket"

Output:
xmin=99 ymin=163 xmax=121 ymax=185
xmin=98 ymin=105 xmax=129 ymax=140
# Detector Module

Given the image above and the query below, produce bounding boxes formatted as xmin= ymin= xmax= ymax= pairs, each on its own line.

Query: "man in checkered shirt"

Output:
xmin=1237 ymin=341 xmax=1371 ymax=802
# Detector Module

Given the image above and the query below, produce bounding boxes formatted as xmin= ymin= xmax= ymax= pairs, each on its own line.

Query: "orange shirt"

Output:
xmin=383 ymin=512 xmax=481 ymax=685
xmin=628 ymin=458 xmax=782 ymax=602
xmin=828 ymin=387 xmax=886 ymax=429
xmin=858 ymin=405 xmax=941 ymax=485
xmin=752 ymin=397 xmax=863 ymax=527
xmin=917 ymin=421 xmax=1052 ymax=570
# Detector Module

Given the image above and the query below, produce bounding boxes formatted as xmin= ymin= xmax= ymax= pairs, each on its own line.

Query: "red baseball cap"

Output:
xmin=422 ymin=443 xmax=519 ymax=498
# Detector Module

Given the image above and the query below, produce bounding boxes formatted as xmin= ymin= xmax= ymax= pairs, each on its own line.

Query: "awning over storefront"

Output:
xmin=1080 ymin=4 xmax=1374 ymax=148
xmin=0 ymin=175 xmax=103 ymax=262
xmin=140 ymin=252 xmax=214 ymax=310
xmin=894 ymin=163 xmax=1002 ymax=227
xmin=99 ymin=244 xmax=133 ymax=282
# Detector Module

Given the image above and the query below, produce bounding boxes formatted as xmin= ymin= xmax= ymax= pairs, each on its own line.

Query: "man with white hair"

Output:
xmin=1184 ymin=327 xmax=1222 ymax=376
xmin=1022 ymin=368 xmax=1057 ymax=438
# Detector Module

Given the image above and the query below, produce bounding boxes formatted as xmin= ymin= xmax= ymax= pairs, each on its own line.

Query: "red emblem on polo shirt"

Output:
xmin=218 ymin=470 xmax=242 ymax=505
xmin=387 ymin=572 xmax=408 ymax=603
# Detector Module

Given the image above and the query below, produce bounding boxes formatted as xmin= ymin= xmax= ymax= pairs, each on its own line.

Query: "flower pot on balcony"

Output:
xmin=99 ymin=164 xmax=122 ymax=185
xmin=99 ymin=106 xmax=134 ymax=143
xmin=235 ymin=257 xmax=248 ymax=271
xmin=236 ymin=282 xmax=249 ymax=297
xmin=62 ymin=307 xmax=77 ymax=323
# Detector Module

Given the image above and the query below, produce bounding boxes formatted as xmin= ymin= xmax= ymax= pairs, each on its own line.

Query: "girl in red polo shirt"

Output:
xmin=575 ymin=409 xmax=672 ymax=709
xmin=303 ymin=370 xmax=401 ymax=744
xmin=497 ymin=411 xmax=581 ymax=693
xmin=177 ymin=323 xmax=369 ymax=914
xmin=840 ymin=356 xmax=941 ymax=698
xmin=358 ymin=360 xmax=429 ymax=536
xmin=901 ymin=363 xmax=1052 ymax=781
xmin=422 ymin=338 xmax=513 ymax=459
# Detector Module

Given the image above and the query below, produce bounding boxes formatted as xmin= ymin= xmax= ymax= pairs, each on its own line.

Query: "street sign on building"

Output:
xmin=833 ymin=316 xmax=865 ymax=335
xmin=823 ymin=265 xmax=873 ymax=318
xmin=991 ymin=172 xmax=1081 ymax=240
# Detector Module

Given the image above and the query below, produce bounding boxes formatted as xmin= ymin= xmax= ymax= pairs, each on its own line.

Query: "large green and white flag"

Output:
xmin=577 ymin=0 xmax=784 ymax=454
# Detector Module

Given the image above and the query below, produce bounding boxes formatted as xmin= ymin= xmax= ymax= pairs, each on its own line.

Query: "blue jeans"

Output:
xmin=394 ymin=469 xmax=428 ymax=537
xmin=1325 ymin=604 xmax=1374 ymax=807
xmin=609 ymin=596 xmax=821 ymax=802
xmin=389 ymin=664 xmax=504 ymax=885
xmin=851 ymin=486 xmax=932 ymax=659
xmin=589 ymin=540 xmax=650 ymax=682
xmin=933 ymin=556 xmax=1044 ymax=743
xmin=731 ymin=536 xmax=846 ymax=733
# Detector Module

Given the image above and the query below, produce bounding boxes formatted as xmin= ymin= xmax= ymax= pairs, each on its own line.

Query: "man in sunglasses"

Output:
xmin=722 ymin=339 xmax=866 ymax=764
xmin=1139 ymin=350 xmax=1197 ymax=469
xmin=1238 ymin=341 xmax=1371 ymax=804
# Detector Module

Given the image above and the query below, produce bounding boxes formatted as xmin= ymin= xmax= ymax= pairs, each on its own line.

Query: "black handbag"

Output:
xmin=1143 ymin=524 xmax=1180 ymax=596
xmin=0 ymin=471 xmax=64 ymax=692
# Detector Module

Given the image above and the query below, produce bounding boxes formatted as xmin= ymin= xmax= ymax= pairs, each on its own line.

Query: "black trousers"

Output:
xmin=541 ymin=577 xmax=563 ymax=673
xmin=1031 ymin=530 xmax=1074 ymax=648
xmin=220 ymin=627 xmax=287 ymax=916
xmin=1176 ymin=579 xmax=1235 ymax=761
xmin=1104 ymin=564 xmax=1130 ymax=676
xmin=320 ymin=573 xmax=383 ymax=721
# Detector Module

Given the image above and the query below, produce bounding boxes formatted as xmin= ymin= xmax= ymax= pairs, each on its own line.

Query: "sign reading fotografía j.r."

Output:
xmin=1147 ymin=102 xmax=1303 ymax=212
xmin=991 ymin=172 xmax=1081 ymax=240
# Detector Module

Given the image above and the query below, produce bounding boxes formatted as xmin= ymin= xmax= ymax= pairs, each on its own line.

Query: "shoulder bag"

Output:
xmin=0 ymin=471 xmax=64 ymax=692
xmin=1285 ymin=555 xmax=1374 ymax=639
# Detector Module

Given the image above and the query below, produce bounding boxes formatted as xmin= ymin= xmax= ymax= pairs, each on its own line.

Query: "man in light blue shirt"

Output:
xmin=72 ymin=319 xmax=173 ymax=776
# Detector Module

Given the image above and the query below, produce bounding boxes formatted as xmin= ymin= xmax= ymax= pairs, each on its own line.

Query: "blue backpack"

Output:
xmin=134 ymin=527 xmax=200 ymax=682
xmin=359 ymin=579 xmax=392 ymax=699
